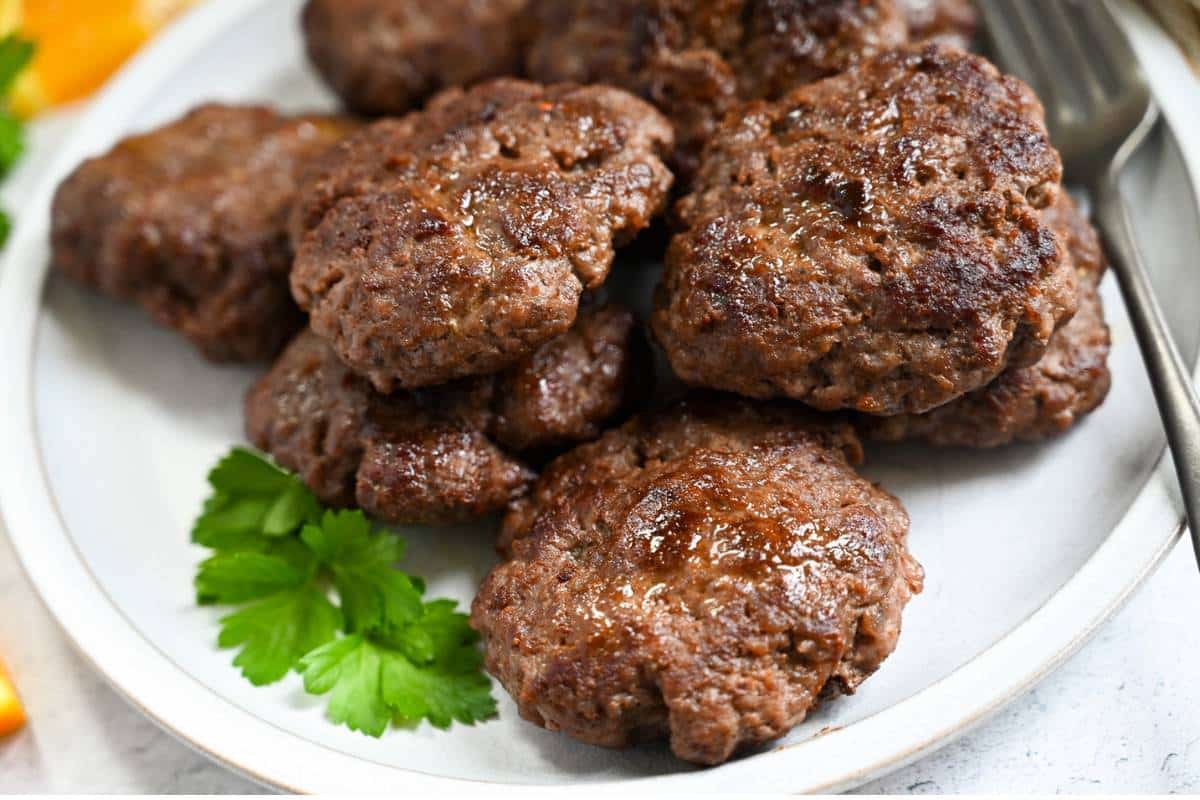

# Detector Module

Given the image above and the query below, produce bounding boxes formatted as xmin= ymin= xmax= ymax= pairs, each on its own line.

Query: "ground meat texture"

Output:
xmin=652 ymin=45 xmax=1077 ymax=416
xmin=49 ymin=104 xmax=356 ymax=362
xmin=302 ymin=0 xmax=531 ymax=117
xmin=864 ymin=194 xmax=1110 ymax=447
xmin=525 ymin=0 xmax=908 ymax=181
xmin=290 ymin=79 xmax=673 ymax=393
xmin=475 ymin=395 xmax=922 ymax=765
xmin=245 ymin=305 xmax=644 ymax=525
xmin=492 ymin=303 xmax=652 ymax=452
xmin=902 ymin=0 xmax=977 ymax=49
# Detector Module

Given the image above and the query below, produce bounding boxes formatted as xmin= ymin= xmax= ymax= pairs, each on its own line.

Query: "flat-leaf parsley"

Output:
xmin=192 ymin=447 xmax=496 ymax=734
xmin=0 ymin=34 xmax=35 ymax=246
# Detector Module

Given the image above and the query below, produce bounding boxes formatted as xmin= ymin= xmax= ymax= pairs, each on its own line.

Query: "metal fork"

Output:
xmin=978 ymin=0 xmax=1200 ymax=570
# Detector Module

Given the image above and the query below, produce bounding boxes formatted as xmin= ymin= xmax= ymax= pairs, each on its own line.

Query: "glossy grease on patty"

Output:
xmin=474 ymin=395 xmax=922 ymax=764
xmin=290 ymin=79 xmax=673 ymax=392
xmin=653 ymin=45 xmax=1076 ymax=415
xmin=245 ymin=306 xmax=646 ymax=525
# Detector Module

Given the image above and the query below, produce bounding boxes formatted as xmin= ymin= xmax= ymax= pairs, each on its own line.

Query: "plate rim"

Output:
xmin=0 ymin=0 xmax=1193 ymax=792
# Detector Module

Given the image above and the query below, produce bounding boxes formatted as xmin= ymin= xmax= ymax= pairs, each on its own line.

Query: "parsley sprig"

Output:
xmin=192 ymin=448 xmax=496 ymax=736
xmin=0 ymin=34 xmax=35 ymax=246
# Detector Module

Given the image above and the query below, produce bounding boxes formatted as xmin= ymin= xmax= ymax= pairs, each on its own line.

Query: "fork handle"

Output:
xmin=1092 ymin=173 xmax=1200 ymax=569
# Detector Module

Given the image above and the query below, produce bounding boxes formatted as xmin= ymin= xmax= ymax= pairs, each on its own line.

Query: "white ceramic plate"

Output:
xmin=4 ymin=0 xmax=1199 ymax=792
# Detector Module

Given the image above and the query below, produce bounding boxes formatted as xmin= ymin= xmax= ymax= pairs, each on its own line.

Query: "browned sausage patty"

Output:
xmin=652 ymin=45 xmax=1077 ymax=416
xmin=290 ymin=79 xmax=673 ymax=393
xmin=902 ymin=0 xmax=978 ymax=48
xmin=245 ymin=305 xmax=645 ymax=525
xmin=864 ymin=193 xmax=1110 ymax=447
xmin=526 ymin=0 xmax=908 ymax=181
xmin=302 ymin=0 xmax=531 ymax=116
xmin=50 ymin=104 xmax=357 ymax=362
xmin=475 ymin=395 xmax=922 ymax=765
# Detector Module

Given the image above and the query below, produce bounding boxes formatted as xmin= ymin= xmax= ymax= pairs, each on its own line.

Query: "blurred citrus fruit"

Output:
xmin=0 ymin=658 xmax=24 ymax=736
xmin=1 ymin=0 xmax=200 ymax=117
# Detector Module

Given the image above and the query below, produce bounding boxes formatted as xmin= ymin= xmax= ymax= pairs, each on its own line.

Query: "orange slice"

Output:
xmin=0 ymin=657 xmax=25 ymax=736
xmin=3 ymin=0 xmax=200 ymax=118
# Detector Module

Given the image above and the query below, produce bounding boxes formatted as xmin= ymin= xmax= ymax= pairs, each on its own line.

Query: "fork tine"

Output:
xmin=978 ymin=0 xmax=1061 ymax=109
xmin=1042 ymin=1 xmax=1111 ymax=110
xmin=975 ymin=1 xmax=1029 ymax=73
xmin=1079 ymin=1 xmax=1142 ymax=91
xmin=1013 ymin=0 xmax=1074 ymax=106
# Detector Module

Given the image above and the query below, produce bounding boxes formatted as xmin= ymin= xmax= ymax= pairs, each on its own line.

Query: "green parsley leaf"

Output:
xmin=193 ymin=446 xmax=497 ymax=734
xmin=0 ymin=110 xmax=23 ymax=175
xmin=301 ymin=630 xmax=496 ymax=735
xmin=303 ymin=510 xmax=422 ymax=634
xmin=382 ymin=598 xmax=478 ymax=666
xmin=261 ymin=480 xmax=316 ymax=536
xmin=218 ymin=585 xmax=342 ymax=686
xmin=192 ymin=449 xmax=319 ymax=549
xmin=380 ymin=647 xmax=496 ymax=729
xmin=208 ymin=447 xmax=297 ymax=494
xmin=299 ymin=507 xmax=375 ymax=561
xmin=193 ymin=492 xmax=274 ymax=551
xmin=0 ymin=35 xmax=34 ymax=97
xmin=195 ymin=551 xmax=309 ymax=605
xmin=267 ymin=535 xmax=322 ymax=574
xmin=300 ymin=635 xmax=392 ymax=737
xmin=376 ymin=599 xmax=495 ymax=728
xmin=0 ymin=35 xmax=33 ymax=248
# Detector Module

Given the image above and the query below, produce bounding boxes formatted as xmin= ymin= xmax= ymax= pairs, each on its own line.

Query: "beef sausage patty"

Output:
xmin=290 ymin=79 xmax=673 ymax=393
xmin=50 ymin=104 xmax=357 ymax=361
xmin=474 ymin=395 xmax=922 ymax=764
xmin=864 ymin=193 xmax=1111 ymax=447
xmin=652 ymin=45 xmax=1076 ymax=415
xmin=526 ymin=0 xmax=908 ymax=181
xmin=245 ymin=305 xmax=645 ymax=525
xmin=302 ymin=0 xmax=531 ymax=116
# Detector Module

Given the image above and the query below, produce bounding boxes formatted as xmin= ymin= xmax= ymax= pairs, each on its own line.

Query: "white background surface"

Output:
xmin=2 ymin=107 xmax=1199 ymax=796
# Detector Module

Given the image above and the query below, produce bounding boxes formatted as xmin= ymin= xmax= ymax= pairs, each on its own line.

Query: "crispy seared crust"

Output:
xmin=863 ymin=193 xmax=1111 ymax=447
xmin=302 ymin=0 xmax=532 ymax=116
xmin=50 ymin=104 xmax=357 ymax=362
xmin=526 ymin=0 xmax=908 ymax=180
xmin=653 ymin=45 xmax=1076 ymax=415
xmin=244 ymin=306 xmax=645 ymax=525
xmin=476 ymin=395 xmax=922 ymax=764
xmin=290 ymin=79 xmax=673 ymax=392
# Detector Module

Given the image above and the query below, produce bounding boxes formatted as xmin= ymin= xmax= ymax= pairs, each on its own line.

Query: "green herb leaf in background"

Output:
xmin=0 ymin=110 xmax=24 ymax=175
xmin=380 ymin=645 xmax=497 ymax=730
xmin=0 ymin=34 xmax=34 ymax=246
xmin=191 ymin=447 xmax=320 ymax=549
xmin=192 ymin=447 xmax=496 ymax=734
xmin=299 ymin=635 xmax=392 ymax=737
xmin=0 ymin=35 xmax=35 ymax=96
xmin=218 ymin=585 xmax=342 ymax=686
xmin=303 ymin=510 xmax=423 ymax=634
xmin=195 ymin=551 xmax=310 ymax=605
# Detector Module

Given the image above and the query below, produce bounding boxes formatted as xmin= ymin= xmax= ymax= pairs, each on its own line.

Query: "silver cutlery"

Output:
xmin=978 ymin=0 xmax=1200 ymax=569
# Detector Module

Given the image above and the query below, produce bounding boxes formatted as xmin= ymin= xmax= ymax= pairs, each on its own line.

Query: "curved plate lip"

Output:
xmin=0 ymin=0 xmax=1194 ymax=792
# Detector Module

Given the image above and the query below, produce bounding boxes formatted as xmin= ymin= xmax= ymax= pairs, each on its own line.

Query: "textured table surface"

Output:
xmin=3 ymin=113 xmax=1200 ymax=797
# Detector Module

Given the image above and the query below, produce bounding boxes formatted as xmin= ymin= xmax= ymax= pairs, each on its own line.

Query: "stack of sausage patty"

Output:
xmin=48 ymin=0 xmax=1110 ymax=767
